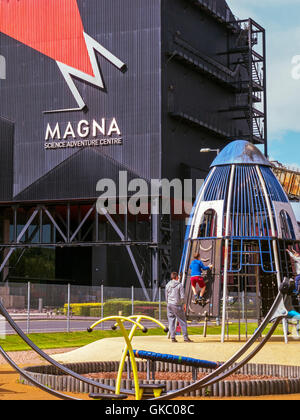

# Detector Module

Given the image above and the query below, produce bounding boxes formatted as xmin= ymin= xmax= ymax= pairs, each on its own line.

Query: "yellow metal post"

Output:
xmin=117 ymin=320 xmax=142 ymax=400
xmin=115 ymin=315 xmax=142 ymax=396
xmin=116 ymin=316 xmax=168 ymax=397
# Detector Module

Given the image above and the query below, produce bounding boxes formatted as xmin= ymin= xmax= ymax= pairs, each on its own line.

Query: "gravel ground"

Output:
xmin=85 ymin=372 xmax=280 ymax=381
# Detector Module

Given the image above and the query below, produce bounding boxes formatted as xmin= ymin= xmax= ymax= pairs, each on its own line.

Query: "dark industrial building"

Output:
xmin=0 ymin=0 xmax=267 ymax=299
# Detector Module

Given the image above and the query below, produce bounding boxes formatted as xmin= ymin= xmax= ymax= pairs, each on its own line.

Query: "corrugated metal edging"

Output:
xmin=22 ymin=361 xmax=300 ymax=398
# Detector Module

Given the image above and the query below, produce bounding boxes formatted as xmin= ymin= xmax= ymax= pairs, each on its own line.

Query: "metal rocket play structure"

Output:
xmin=180 ymin=140 xmax=300 ymax=341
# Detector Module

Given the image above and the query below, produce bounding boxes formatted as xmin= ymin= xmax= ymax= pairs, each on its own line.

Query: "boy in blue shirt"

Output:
xmin=190 ymin=252 xmax=212 ymax=305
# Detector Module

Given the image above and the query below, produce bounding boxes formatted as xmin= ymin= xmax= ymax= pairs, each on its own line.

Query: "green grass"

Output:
xmin=0 ymin=328 xmax=164 ymax=352
xmin=0 ymin=322 xmax=287 ymax=352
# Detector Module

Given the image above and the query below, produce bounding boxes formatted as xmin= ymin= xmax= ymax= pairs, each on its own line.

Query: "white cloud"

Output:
xmin=267 ymin=27 xmax=300 ymax=134
xmin=226 ymin=1 xmax=258 ymax=20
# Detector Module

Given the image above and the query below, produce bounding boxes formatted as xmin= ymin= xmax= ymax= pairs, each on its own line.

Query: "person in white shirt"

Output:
xmin=285 ymin=249 xmax=300 ymax=336
xmin=286 ymin=248 xmax=300 ymax=294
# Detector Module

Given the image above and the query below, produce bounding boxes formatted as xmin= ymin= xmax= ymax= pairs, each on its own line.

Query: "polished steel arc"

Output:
xmin=0 ymin=346 xmax=80 ymax=401
xmin=202 ymin=318 xmax=282 ymax=388
xmin=88 ymin=315 xmax=148 ymax=332
xmin=0 ymin=301 xmax=135 ymax=397
xmin=0 ymin=291 xmax=287 ymax=400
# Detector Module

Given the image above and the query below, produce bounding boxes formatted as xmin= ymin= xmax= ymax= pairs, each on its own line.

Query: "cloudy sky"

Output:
xmin=227 ymin=0 xmax=300 ymax=169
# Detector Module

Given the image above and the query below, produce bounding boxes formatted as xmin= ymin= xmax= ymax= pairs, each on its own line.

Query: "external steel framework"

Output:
xmin=167 ymin=9 xmax=267 ymax=154
xmin=218 ymin=18 xmax=267 ymax=153
xmin=0 ymin=199 xmax=174 ymax=301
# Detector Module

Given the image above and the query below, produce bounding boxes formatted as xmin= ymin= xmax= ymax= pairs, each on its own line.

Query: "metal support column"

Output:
xmin=151 ymin=196 xmax=160 ymax=301
xmin=221 ymin=166 xmax=236 ymax=343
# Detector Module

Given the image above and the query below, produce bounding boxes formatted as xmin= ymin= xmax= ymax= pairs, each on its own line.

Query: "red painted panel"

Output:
xmin=0 ymin=0 xmax=94 ymax=75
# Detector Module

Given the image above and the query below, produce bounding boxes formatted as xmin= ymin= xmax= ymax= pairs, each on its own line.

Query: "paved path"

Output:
xmin=1 ymin=319 xmax=170 ymax=334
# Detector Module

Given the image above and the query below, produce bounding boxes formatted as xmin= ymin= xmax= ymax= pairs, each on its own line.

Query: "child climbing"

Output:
xmin=190 ymin=252 xmax=212 ymax=306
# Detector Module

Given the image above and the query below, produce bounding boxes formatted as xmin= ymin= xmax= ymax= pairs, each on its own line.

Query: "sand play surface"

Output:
xmin=52 ymin=335 xmax=300 ymax=367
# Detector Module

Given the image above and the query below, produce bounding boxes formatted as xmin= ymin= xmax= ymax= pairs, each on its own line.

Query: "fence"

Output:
xmin=0 ymin=282 xmax=167 ymax=334
xmin=0 ymin=282 xmax=276 ymax=338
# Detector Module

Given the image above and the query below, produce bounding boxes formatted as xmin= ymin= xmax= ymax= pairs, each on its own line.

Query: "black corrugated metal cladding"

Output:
xmin=0 ymin=118 xmax=14 ymax=201
xmin=0 ymin=0 xmax=162 ymax=201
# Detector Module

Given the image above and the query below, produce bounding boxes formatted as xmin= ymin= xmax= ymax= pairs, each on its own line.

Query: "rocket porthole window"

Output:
xmin=279 ymin=210 xmax=296 ymax=240
xmin=198 ymin=209 xmax=218 ymax=238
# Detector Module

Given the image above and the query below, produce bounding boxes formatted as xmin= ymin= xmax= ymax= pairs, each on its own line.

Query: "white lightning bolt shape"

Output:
xmin=44 ymin=32 xmax=127 ymax=113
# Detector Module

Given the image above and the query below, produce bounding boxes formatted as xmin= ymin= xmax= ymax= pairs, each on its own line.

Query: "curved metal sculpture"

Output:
xmin=0 ymin=301 xmax=135 ymax=397
xmin=0 ymin=345 xmax=80 ymax=401
xmin=0 ymin=282 xmax=290 ymax=400
xmin=0 ymin=304 xmax=168 ymax=400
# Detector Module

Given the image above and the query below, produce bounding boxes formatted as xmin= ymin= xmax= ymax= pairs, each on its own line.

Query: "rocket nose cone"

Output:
xmin=210 ymin=140 xmax=271 ymax=168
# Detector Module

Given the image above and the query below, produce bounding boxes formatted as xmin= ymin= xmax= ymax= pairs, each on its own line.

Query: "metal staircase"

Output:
xmin=223 ymin=19 xmax=267 ymax=149
xmin=167 ymin=12 xmax=267 ymax=151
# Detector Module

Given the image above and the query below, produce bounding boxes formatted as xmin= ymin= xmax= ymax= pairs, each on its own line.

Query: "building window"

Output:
xmin=198 ymin=209 xmax=218 ymax=238
xmin=280 ymin=210 xmax=296 ymax=240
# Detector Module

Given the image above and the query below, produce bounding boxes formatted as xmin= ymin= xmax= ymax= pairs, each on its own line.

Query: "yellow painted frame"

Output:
xmin=88 ymin=315 xmax=168 ymax=400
